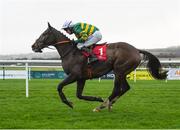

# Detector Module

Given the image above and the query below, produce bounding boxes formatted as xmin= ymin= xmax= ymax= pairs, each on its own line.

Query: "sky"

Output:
xmin=0 ymin=0 xmax=180 ymax=55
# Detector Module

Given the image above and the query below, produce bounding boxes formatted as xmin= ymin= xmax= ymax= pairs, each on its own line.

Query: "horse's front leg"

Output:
xmin=76 ymin=79 xmax=104 ymax=102
xmin=57 ymin=73 xmax=77 ymax=108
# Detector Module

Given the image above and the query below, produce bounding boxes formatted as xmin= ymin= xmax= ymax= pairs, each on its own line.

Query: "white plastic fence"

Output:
xmin=0 ymin=60 xmax=61 ymax=97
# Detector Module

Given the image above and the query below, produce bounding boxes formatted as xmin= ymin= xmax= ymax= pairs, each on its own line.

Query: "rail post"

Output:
xmin=134 ymin=69 xmax=137 ymax=82
xmin=25 ymin=62 xmax=29 ymax=97
xmin=3 ymin=64 xmax=5 ymax=80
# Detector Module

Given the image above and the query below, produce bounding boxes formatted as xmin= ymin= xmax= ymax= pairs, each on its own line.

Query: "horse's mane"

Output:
xmin=51 ymin=26 xmax=81 ymax=58
xmin=52 ymin=27 xmax=71 ymax=41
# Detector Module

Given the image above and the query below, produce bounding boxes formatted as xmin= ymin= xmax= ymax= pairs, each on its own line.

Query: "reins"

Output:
xmin=52 ymin=40 xmax=71 ymax=46
xmin=45 ymin=40 xmax=71 ymax=50
xmin=47 ymin=40 xmax=75 ymax=59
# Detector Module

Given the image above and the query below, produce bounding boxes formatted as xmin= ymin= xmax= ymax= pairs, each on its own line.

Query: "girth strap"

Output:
xmin=87 ymin=66 xmax=93 ymax=79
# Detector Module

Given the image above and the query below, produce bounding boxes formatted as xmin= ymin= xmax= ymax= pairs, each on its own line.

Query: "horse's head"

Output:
xmin=32 ymin=23 xmax=57 ymax=53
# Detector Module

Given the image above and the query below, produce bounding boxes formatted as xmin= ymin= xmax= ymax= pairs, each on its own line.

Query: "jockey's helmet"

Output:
xmin=62 ymin=20 xmax=74 ymax=29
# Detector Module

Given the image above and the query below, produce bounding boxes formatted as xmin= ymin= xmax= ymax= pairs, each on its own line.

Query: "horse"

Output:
xmin=32 ymin=23 xmax=167 ymax=112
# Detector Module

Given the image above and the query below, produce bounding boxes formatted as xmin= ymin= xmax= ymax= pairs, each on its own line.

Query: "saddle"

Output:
xmin=82 ymin=43 xmax=108 ymax=61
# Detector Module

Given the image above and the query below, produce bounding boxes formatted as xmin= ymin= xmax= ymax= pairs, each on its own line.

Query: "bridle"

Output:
xmin=37 ymin=28 xmax=74 ymax=58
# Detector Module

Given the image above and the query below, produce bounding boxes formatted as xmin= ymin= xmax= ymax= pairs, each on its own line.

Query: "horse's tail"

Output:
xmin=139 ymin=49 xmax=167 ymax=80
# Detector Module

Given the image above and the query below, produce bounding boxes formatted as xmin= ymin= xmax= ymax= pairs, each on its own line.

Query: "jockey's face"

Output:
xmin=64 ymin=28 xmax=73 ymax=35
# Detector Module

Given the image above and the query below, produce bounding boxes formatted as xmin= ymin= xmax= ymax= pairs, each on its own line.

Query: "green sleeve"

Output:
xmin=74 ymin=31 xmax=88 ymax=43
xmin=73 ymin=24 xmax=88 ymax=43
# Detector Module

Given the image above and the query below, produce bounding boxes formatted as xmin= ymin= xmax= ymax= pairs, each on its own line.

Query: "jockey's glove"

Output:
xmin=72 ymin=39 xmax=77 ymax=46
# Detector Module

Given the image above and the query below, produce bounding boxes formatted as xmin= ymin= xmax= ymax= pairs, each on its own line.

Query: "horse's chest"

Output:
xmin=62 ymin=64 xmax=71 ymax=75
xmin=61 ymin=61 xmax=75 ymax=74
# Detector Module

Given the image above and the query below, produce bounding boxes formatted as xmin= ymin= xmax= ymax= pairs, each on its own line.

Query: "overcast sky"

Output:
xmin=0 ymin=0 xmax=180 ymax=55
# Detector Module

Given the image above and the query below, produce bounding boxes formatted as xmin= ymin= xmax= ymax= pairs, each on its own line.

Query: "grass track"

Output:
xmin=0 ymin=79 xmax=180 ymax=129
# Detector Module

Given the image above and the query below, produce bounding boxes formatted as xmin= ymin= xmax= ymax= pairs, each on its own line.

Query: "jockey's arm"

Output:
xmin=74 ymin=31 xmax=88 ymax=43
xmin=73 ymin=26 xmax=88 ymax=44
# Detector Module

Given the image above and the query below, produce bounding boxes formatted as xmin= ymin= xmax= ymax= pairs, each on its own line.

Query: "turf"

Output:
xmin=0 ymin=79 xmax=179 ymax=129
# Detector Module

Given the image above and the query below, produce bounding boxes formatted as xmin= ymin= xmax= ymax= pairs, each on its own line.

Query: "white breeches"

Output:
xmin=77 ymin=31 xmax=102 ymax=49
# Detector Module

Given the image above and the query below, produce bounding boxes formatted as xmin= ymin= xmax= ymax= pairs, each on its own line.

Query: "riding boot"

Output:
xmin=81 ymin=47 xmax=98 ymax=63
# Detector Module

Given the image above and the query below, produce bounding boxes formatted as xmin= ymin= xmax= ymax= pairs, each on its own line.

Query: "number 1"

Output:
xmin=99 ymin=48 xmax=103 ymax=55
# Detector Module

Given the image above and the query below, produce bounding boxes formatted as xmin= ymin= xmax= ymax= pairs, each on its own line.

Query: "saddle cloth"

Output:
xmin=82 ymin=43 xmax=107 ymax=61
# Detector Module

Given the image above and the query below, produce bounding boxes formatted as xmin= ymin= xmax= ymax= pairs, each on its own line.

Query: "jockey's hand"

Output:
xmin=72 ymin=39 xmax=77 ymax=46
xmin=80 ymin=46 xmax=86 ymax=50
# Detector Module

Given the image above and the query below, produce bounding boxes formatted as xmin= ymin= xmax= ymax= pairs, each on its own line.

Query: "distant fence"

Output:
xmin=31 ymin=71 xmax=67 ymax=79
xmin=1 ymin=60 xmax=180 ymax=97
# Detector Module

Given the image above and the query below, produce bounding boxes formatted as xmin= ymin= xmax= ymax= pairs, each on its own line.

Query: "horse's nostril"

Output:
xmin=32 ymin=44 xmax=38 ymax=51
xmin=32 ymin=43 xmax=37 ymax=48
xmin=31 ymin=45 xmax=35 ymax=49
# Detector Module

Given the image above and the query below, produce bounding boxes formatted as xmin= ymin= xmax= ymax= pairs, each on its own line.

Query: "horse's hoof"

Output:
xmin=93 ymin=108 xmax=100 ymax=112
xmin=108 ymin=105 xmax=113 ymax=112
xmin=65 ymin=101 xmax=73 ymax=109
xmin=69 ymin=101 xmax=73 ymax=108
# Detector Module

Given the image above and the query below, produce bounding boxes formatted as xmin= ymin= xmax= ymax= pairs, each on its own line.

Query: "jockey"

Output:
xmin=62 ymin=20 xmax=102 ymax=63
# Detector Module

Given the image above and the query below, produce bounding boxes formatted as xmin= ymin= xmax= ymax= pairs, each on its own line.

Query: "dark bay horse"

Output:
xmin=32 ymin=23 xmax=167 ymax=111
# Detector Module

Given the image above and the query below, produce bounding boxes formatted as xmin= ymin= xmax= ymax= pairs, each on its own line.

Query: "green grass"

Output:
xmin=0 ymin=79 xmax=180 ymax=129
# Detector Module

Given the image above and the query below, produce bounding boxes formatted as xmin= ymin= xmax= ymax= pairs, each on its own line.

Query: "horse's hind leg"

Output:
xmin=108 ymin=75 xmax=130 ymax=111
xmin=93 ymin=74 xmax=130 ymax=112
xmin=76 ymin=79 xmax=104 ymax=102
xmin=110 ymin=77 xmax=130 ymax=105
xmin=93 ymin=74 xmax=122 ymax=111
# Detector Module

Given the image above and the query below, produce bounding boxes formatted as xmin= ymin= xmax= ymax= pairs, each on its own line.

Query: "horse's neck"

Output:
xmin=54 ymin=42 xmax=78 ymax=60
xmin=52 ymin=29 xmax=80 ymax=60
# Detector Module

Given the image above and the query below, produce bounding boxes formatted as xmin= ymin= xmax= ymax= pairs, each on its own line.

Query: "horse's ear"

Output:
xmin=48 ymin=22 xmax=52 ymax=29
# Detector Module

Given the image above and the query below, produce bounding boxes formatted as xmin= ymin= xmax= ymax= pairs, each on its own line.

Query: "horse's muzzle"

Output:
xmin=31 ymin=43 xmax=43 ymax=53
